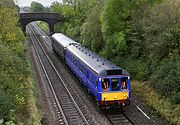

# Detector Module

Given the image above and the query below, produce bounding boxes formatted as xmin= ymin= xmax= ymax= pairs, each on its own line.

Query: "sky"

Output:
xmin=14 ymin=0 xmax=62 ymax=7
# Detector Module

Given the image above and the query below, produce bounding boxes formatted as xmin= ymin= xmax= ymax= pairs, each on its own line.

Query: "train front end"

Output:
xmin=97 ymin=70 xmax=131 ymax=109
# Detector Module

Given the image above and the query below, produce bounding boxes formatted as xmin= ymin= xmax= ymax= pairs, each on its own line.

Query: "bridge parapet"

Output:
xmin=19 ymin=13 xmax=64 ymax=34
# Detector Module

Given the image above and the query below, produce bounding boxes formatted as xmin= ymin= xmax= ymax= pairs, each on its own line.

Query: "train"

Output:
xmin=51 ymin=33 xmax=131 ymax=109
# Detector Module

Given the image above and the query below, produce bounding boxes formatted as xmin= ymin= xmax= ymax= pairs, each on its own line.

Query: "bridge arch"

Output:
xmin=19 ymin=13 xmax=64 ymax=34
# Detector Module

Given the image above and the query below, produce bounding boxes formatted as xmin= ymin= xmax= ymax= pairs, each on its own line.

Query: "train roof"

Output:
xmin=52 ymin=33 xmax=77 ymax=47
xmin=67 ymin=44 xmax=129 ymax=76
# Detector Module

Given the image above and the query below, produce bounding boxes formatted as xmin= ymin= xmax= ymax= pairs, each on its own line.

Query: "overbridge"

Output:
xmin=19 ymin=13 xmax=64 ymax=34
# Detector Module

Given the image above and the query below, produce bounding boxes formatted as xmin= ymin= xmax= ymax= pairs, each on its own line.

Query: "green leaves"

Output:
xmin=100 ymin=0 xmax=130 ymax=36
xmin=31 ymin=1 xmax=44 ymax=12
xmin=151 ymin=55 xmax=180 ymax=103
xmin=113 ymin=32 xmax=127 ymax=53
xmin=0 ymin=0 xmax=30 ymax=123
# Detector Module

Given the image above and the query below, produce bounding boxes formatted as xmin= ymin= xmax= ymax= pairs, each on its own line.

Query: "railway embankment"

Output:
xmin=0 ymin=0 xmax=41 ymax=124
xmin=132 ymin=81 xmax=180 ymax=125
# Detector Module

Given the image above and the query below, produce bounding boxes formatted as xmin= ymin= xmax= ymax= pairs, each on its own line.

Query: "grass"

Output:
xmin=36 ymin=21 xmax=49 ymax=33
xmin=132 ymin=81 xmax=180 ymax=125
xmin=26 ymin=77 xmax=42 ymax=125
xmin=22 ymin=52 xmax=42 ymax=124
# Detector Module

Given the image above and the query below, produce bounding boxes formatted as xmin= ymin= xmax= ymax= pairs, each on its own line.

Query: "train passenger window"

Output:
xmin=87 ymin=72 xmax=89 ymax=78
xmin=96 ymin=81 xmax=98 ymax=89
xmin=112 ymin=78 xmax=120 ymax=91
xmin=102 ymin=79 xmax=110 ymax=92
xmin=79 ymin=65 xmax=82 ymax=72
xmin=90 ymin=76 xmax=93 ymax=83
xmin=69 ymin=54 xmax=71 ymax=60
xmin=76 ymin=61 xmax=79 ymax=67
xmin=121 ymin=78 xmax=128 ymax=90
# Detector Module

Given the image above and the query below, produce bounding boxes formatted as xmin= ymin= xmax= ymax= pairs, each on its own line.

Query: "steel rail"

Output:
xmin=27 ymin=24 xmax=90 ymax=125
xmin=31 ymin=22 xmax=52 ymax=43
xmin=27 ymin=27 xmax=68 ymax=125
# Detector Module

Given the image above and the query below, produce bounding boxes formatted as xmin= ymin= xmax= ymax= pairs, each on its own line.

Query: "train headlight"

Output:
xmin=123 ymin=93 xmax=128 ymax=97
xmin=99 ymin=78 xmax=102 ymax=81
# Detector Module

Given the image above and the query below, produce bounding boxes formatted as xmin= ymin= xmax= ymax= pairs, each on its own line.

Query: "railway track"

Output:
xmin=27 ymin=24 xmax=90 ymax=125
xmin=105 ymin=110 xmax=134 ymax=125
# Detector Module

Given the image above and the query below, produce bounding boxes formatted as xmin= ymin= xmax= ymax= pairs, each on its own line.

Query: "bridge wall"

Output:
xmin=20 ymin=13 xmax=64 ymax=34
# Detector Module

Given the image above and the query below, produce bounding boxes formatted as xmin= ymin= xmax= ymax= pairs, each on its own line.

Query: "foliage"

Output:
xmin=31 ymin=1 xmax=50 ymax=12
xmin=100 ymin=0 xmax=130 ymax=59
xmin=36 ymin=21 xmax=49 ymax=33
xmin=31 ymin=1 xmax=44 ymax=12
xmin=0 ymin=0 xmax=15 ymax=8
xmin=0 ymin=0 xmax=40 ymax=124
xmin=132 ymin=81 xmax=180 ymax=125
xmin=80 ymin=2 xmax=104 ymax=53
xmin=51 ymin=0 xmax=104 ymax=42
xmin=151 ymin=55 xmax=180 ymax=104
xmin=129 ymin=0 xmax=180 ymax=103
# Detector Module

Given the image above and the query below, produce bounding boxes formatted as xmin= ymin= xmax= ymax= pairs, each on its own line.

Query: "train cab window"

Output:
xmin=102 ymin=79 xmax=110 ymax=92
xmin=112 ymin=78 xmax=120 ymax=91
xmin=121 ymin=78 xmax=128 ymax=90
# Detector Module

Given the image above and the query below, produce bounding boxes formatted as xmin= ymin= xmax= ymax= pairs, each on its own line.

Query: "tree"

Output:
xmin=31 ymin=1 xmax=44 ymax=12
xmin=0 ymin=0 xmax=15 ymax=8
xmin=80 ymin=1 xmax=104 ymax=53
xmin=100 ymin=0 xmax=131 ymax=59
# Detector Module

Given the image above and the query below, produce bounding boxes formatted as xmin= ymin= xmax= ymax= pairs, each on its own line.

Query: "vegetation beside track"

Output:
xmin=36 ymin=21 xmax=49 ymax=33
xmin=132 ymin=81 xmax=180 ymax=125
xmin=0 ymin=0 xmax=41 ymax=124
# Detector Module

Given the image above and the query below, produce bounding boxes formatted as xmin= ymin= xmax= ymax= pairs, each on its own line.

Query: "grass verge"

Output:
xmin=36 ymin=21 xmax=49 ymax=33
xmin=132 ymin=81 xmax=180 ymax=125
xmin=25 ymin=60 xmax=42 ymax=125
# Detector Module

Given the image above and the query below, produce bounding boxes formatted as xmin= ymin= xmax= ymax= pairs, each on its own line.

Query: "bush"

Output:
xmin=151 ymin=55 xmax=180 ymax=104
xmin=0 ymin=0 xmax=40 ymax=123
xmin=171 ymin=92 xmax=180 ymax=104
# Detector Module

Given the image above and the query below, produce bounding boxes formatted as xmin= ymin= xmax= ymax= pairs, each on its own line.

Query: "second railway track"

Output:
xmin=27 ymin=24 xmax=90 ymax=125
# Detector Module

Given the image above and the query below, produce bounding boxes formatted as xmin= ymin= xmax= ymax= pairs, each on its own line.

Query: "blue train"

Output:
xmin=51 ymin=33 xmax=131 ymax=108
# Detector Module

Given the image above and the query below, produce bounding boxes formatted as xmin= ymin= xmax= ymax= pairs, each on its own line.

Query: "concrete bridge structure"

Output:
xmin=19 ymin=13 xmax=64 ymax=34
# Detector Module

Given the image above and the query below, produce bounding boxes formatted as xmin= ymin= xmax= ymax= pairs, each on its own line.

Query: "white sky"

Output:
xmin=14 ymin=0 xmax=62 ymax=7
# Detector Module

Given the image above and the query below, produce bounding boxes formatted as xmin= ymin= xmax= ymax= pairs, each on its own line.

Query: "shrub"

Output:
xmin=151 ymin=55 xmax=180 ymax=104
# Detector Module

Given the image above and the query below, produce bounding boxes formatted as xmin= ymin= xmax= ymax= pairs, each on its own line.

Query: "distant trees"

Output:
xmin=31 ymin=1 xmax=50 ymax=12
xmin=31 ymin=1 xmax=44 ymax=12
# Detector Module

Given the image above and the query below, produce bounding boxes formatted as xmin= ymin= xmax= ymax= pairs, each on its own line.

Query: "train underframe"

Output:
xmin=98 ymin=99 xmax=130 ymax=109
